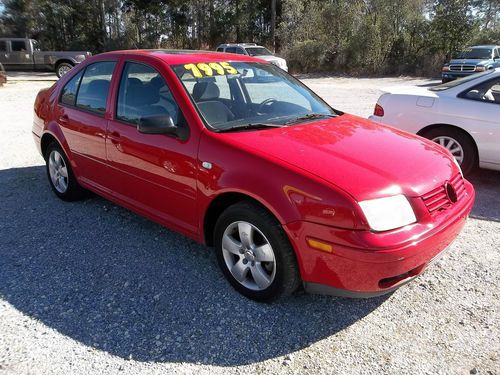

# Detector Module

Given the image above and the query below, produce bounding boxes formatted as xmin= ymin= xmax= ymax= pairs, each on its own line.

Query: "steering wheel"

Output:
xmin=257 ymin=98 xmax=278 ymax=114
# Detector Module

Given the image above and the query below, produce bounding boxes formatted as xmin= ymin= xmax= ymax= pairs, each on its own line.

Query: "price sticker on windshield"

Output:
xmin=184 ymin=62 xmax=238 ymax=78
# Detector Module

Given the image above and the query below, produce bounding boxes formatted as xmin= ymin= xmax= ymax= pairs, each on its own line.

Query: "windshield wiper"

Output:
xmin=284 ymin=113 xmax=337 ymax=125
xmin=217 ymin=122 xmax=285 ymax=133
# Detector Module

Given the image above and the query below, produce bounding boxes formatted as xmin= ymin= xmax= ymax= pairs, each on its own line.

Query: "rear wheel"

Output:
xmin=214 ymin=201 xmax=301 ymax=302
xmin=45 ymin=142 xmax=87 ymax=201
xmin=56 ymin=62 xmax=73 ymax=78
xmin=422 ymin=127 xmax=477 ymax=175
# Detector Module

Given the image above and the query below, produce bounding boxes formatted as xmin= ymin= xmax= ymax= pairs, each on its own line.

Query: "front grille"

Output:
xmin=421 ymin=173 xmax=465 ymax=214
xmin=449 ymin=64 xmax=476 ymax=72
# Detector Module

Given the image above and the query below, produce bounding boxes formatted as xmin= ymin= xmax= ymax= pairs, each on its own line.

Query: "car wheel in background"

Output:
xmin=422 ymin=127 xmax=477 ymax=175
xmin=56 ymin=62 xmax=74 ymax=78
xmin=45 ymin=142 xmax=87 ymax=201
xmin=214 ymin=201 xmax=301 ymax=302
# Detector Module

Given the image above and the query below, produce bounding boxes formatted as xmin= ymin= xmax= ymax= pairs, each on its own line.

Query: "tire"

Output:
xmin=214 ymin=201 xmax=301 ymax=302
xmin=422 ymin=127 xmax=477 ymax=175
xmin=45 ymin=142 xmax=87 ymax=201
xmin=441 ymin=78 xmax=451 ymax=84
xmin=56 ymin=62 xmax=73 ymax=78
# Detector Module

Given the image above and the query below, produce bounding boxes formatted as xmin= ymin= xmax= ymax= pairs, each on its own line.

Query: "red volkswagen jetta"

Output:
xmin=33 ymin=50 xmax=475 ymax=301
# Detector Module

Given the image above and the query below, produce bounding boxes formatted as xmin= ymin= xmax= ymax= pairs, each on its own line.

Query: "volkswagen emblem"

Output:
xmin=445 ymin=183 xmax=458 ymax=203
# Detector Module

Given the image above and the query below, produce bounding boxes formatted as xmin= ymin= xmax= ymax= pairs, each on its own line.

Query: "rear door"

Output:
xmin=105 ymin=59 xmax=199 ymax=236
xmin=56 ymin=61 xmax=117 ymax=191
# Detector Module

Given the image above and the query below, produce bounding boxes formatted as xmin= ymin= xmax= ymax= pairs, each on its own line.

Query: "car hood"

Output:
xmin=222 ymin=114 xmax=456 ymax=201
xmin=448 ymin=58 xmax=490 ymax=65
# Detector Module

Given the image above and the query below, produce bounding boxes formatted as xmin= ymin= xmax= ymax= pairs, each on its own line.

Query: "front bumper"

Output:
xmin=442 ymin=71 xmax=477 ymax=80
xmin=284 ymin=181 xmax=475 ymax=297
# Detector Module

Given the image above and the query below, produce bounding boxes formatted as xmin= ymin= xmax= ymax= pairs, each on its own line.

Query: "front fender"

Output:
xmin=197 ymin=131 xmax=366 ymax=233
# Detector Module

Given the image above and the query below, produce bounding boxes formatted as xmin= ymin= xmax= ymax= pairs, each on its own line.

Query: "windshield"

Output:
xmin=173 ymin=61 xmax=337 ymax=131
xmin=453 ymin=48 xmax=492 ymax=60
xmin=245 ymin=47 xmax=273 ymax=56
xmin=430 ymin=70 xmax=495 ymax=91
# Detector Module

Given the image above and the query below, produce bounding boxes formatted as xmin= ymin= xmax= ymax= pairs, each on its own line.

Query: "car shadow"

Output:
xmin=467 ymin=168 xmax=500 ymax=222
xmin=416 ymin=80 xmax=441 ymax=88
xmin=2 ymin=165 xmax=497 ymax=365
xmin=5 ymin=71 xmax=58 ymax=82
xmin=0 ymin=165 xmax=388 ymax=366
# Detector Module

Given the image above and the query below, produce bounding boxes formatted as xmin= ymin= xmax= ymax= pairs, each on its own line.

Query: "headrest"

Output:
xmin=126 ymin=79 xmax=159 ymax=106
xmin=86 ymin=79 xmax=110 ymax=96
xmin=192 ymin=81 xmax=220 ymax=101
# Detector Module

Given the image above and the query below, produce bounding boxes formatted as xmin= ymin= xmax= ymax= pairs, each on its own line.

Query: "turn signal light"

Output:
xmin=374 ymin=103 xmax=384 ymax=117
xmin=307 ymin=238 xmax=334 ymax=253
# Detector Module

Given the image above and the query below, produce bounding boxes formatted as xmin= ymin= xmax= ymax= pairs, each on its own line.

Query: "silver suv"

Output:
xmin=216 ymin=43 xmax=288 ymax=71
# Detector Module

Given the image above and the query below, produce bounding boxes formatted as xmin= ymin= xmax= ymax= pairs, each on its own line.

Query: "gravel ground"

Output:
xmin=0 ymin=72 xmax=499 ymax=375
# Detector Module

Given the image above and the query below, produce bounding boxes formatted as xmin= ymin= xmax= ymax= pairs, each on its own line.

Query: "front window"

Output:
xmin=173 ymin=62 xmax=336 ymax=131
xmin=430 ymin=70 xmax=495 ymax=91
xmin=117 ymin=62 xmax=183 ymax=126
xmin=245 ymin=47 xmax=273 ymax=56
xmin=453 ymin=48 xmax=492 ymax=60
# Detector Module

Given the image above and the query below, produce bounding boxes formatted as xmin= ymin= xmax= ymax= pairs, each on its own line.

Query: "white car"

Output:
xmin=369 ymin=69 xmax=500 ymax=174
xmin=216 ymin=43 xmax=288 ymax=71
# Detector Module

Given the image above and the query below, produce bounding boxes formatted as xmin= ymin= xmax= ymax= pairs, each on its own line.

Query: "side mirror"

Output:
xmin=138 ymin=114 xmax=177 ymax=135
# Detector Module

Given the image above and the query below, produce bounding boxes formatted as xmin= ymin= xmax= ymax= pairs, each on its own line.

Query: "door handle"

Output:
xmin=58 ymin=114 xmax=69 ymax=124
xmin=108 ymin=131 xmax=121 ymax=144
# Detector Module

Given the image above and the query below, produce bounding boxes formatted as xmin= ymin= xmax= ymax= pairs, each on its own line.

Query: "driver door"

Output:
xmin=105 ymin=60 xmax=199 ymax=236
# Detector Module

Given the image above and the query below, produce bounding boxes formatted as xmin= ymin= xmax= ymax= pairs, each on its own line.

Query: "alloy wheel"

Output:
xmin=48 ymin=150 xmax=69 ymax=193
xmin=432 ymin=136 xmax=464 ymax=165
xmin=221 ymin=221 xmax=276 ymax=291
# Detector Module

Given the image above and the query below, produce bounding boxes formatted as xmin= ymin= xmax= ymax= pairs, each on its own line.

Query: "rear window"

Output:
xmin=60 ymin=70 xmax=84 ymax=106
xmin=11 ymin=40 xmax=26 ymax=51
xmin=75 ymin=62 xmax=116 ymax=115
xmin=430 ymin=70 xmax=495 ymax=91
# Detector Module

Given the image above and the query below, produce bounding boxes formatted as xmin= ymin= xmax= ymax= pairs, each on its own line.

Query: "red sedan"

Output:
xmin=32 ymin=50 xmax=475 ymax=301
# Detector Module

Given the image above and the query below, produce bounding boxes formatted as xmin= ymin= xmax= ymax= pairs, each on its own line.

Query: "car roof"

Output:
xmin=217 ymin=43 xmax=259 ymax=48
xmin=0 ymin=37 xmax=30 ymax=41
xmin=95 ymin=49 xmax=268 ymax=65
xmin=470 ymin=45 xmax=499 ymax=49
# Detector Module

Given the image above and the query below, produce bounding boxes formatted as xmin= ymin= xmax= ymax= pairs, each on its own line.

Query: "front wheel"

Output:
xmin=56 ymin=62 xmax=73 ymax=78
xmin=422 ymin=127 xmax=477 ymax=175
xmin=214 ymin=201 xmax=301 ymax=302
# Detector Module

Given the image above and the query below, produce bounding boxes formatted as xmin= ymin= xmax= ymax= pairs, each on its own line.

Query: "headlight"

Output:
xmin=442 ymin=66 xmax=450 ymax=72
xmin=475 ymin=66 xmax=486 ymax=72
xmin=75 ymin=54 xmax=86 ymax=62
xmin=358 ymin=195 xmax=416 ymax=232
